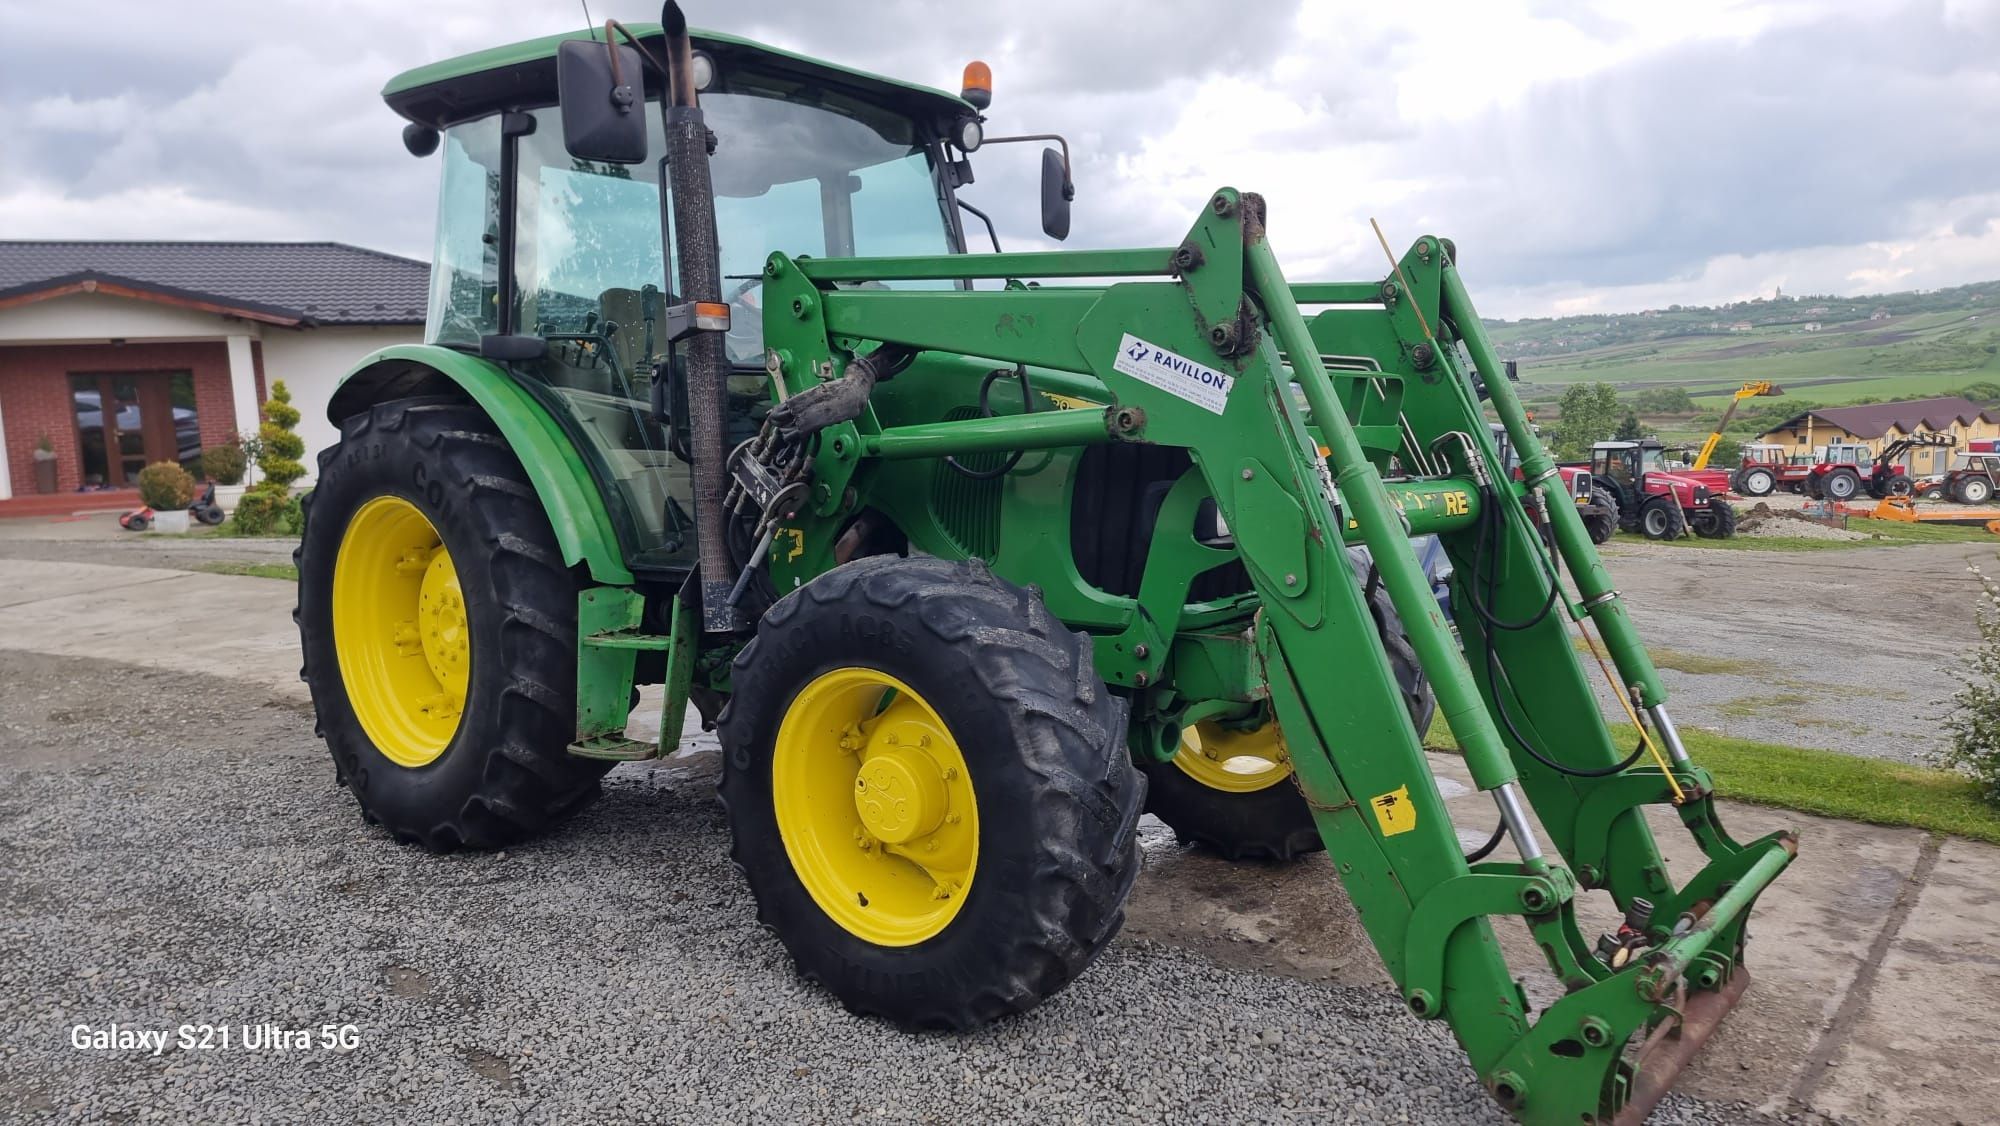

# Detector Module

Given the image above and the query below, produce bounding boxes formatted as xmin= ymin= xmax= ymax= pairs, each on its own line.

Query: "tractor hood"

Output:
xmin=383 ymin=24 xmax=975 ymax=133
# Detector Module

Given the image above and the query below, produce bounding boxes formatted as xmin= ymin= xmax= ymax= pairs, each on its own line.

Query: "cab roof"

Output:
xmin=384 ymin=23 xmax=974 ymax=130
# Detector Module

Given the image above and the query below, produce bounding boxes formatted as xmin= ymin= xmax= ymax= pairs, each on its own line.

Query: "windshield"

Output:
xmin=420 ymin=87 xmax=956 ymax=566
xmin=1640 ymin=446 xmax=1665 ymax=473
xmin=511 ymin=86 xmax=953 ymax=366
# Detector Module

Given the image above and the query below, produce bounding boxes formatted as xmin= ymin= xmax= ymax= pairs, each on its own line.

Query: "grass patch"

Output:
xmin=1610 ymin=516 xmax=2000 ymax=553
xmin=1716 ymin=693 xmax=1809 ymax=718
xmin=1689 ymin=729 xmax=2000 ymax=845
xmin=1422 ymin=714 xmax=2000 ymax=844
xmin=1566 ymin=637 xmax=1758 ymax=675
xmin=192 ymin=561 xmax=298 ymax=581
xmin=1650 ymin=647 xmax=1759 ymax=676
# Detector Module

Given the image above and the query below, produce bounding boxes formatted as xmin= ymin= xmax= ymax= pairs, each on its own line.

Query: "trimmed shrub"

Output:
xmin=231 ymin=488 xmax=304 ymax=536
xmin=1940 ymin=559 xmax=2000 ymax=805
xmin=199 ymin=443 xmax=247 ymax=486
xmin=136 ymin=461 xmax=195 ymax=511
xmin=256 ymin=381 xmax=307 ymax=490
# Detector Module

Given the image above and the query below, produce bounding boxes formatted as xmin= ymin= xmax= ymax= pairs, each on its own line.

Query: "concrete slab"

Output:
xmin=1808 ymin=836 xmax=2000 ymax=1124
xmin=0 ymin=559 xmax=303 ymax=702
xmin=1128 ymin=749 xmax=1953 ymax=1119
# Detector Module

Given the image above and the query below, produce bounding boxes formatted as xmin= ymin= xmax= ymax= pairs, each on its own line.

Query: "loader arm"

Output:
xmin=753 ymin=190 xmax=1794 ymax=1124
xmin=1691 ymin=380 xmax=1778 ymax=470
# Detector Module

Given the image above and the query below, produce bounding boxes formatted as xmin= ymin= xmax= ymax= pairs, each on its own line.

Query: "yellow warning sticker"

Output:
xmin=1371 ymin=785 xmax=1418 ymax=836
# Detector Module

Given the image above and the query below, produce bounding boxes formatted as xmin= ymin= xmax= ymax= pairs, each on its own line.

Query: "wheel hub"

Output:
xmin=416 ymin=549 xmax=470 ymax=700
xmin=1174 ymin=720 xmax=1291 ymax=793
xmin=771 ymin=667 xmax=979 ymax=946
xmin=853 ymin=743 xmax=947 ymax=844
xmin=331 ymin=495 xmax=466 ymax=768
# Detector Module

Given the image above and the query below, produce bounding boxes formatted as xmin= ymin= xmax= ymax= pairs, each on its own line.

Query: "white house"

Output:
xmin=0 ymin=242 xmax=425 ymax=508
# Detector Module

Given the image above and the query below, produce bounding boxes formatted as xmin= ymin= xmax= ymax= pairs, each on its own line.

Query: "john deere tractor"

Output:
xmin=296 ymin=8 xmax=1794 ymax=1122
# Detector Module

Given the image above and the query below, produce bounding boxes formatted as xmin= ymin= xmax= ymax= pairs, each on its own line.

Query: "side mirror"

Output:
xmin=1040 ymin=147 xmax=1073 ymax=241
xmin=557 ymin=38 xmax=648 ymax=165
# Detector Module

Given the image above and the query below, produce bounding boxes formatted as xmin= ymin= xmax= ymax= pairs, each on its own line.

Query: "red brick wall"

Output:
xmin=1 ymin=341 xmax=239 ymax=494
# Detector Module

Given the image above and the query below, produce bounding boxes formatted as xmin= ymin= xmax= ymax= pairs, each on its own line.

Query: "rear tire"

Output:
xmin=1139 ymin=548 xmax=1434 ymax=861
xmin=1582 ymin=486 xmax=1619 ymax=545
xmin=1691 ymin=496 xmax=1737 ymax=539
xmin=1738 ymin=467 xmax=1777 ymax=497
xmin=1640 ymin=497 xmax=1686 ymax=540
xmin=296 ymin=396 xmax=610 ymax=852
xmin=1823 ymin=469 xmax=1861 ymax=501
xmin=717 ymin=555 xmax=1143 ymax=1029
xmin=1960 ymin=477 xmax=1994 ymax=505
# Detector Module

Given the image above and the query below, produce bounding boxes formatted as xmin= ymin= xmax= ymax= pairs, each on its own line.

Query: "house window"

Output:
xmin=70 ymin=371 xmax=199 ymax=488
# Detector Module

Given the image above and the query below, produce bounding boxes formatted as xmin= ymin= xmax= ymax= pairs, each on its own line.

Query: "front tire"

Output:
xmin=717 ymin=555 xmax=1143 ymax=1029
xmin=1138 ymin=549 xmax=1434 ymax=861
xmin=1640 ymin=497 xmax=1687 ymax=540
xmin=296 ymin=396 xmax=610 ymax=852
xmin=1691 ymin=496 xmax=1738 ymax=539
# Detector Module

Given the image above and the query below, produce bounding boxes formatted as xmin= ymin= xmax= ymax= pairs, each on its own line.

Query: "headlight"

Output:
xmin=689 ymin=51 xmax=717 ymax=92
xmin=956 ymin=117 xmax=983 ymax=152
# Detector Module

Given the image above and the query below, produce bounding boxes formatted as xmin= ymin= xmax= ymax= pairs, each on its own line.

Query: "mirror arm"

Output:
xmin=982 ymin=133 xmax=1075 ymax=195
xmin=957 ymin=199 xmax=1002 ymax=253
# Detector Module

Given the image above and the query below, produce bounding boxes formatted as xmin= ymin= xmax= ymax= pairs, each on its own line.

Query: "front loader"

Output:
xmin=295 ymin=9 xmax=1794 ymax=1122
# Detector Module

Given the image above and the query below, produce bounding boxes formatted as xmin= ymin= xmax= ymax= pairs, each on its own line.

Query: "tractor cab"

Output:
xmin=1589 ymin=439 xmax=1664 ymax=487
xmin=1739 ymin=442 xmax=1785 ymax=467
xmin=1816 ymin=442 xmax=1871 ymax=467
xmin=361 ymin=25 xmax=1063 ymax=573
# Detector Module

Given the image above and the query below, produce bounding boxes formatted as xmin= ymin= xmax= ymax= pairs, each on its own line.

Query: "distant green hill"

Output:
xmin=1487 ymin=281 xmax=2000 ymax=408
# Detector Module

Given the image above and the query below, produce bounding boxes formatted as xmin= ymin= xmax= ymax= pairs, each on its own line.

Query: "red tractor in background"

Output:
xmin=1805 ymin=432 xmax=1955 ymax=501
xmin=1582 ymin=438 xmax=1737 ymax=539
xmin=1922 ymin=445 xmax=2000 ymax=504
xmin=1487 ymin=423 xmax=1618 ymax=543
xmin=1733 ymin=441 xmax=1869 ymax=497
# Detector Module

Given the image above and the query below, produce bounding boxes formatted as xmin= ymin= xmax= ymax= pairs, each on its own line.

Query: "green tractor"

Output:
xmin=296 ymin=8 xmax=1794 ymax=1122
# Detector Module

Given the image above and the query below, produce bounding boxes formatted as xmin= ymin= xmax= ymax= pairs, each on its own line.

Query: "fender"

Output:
xmin=328 ymin=344 xmax=634 ymax=585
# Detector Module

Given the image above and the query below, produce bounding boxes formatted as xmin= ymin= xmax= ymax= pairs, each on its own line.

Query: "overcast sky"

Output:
xmin=4 ymin=0 xmax=1997 ymax=319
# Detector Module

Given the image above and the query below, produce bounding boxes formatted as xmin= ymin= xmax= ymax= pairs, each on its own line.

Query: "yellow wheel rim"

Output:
xmin=772 ymin=668 xmax=979 ymax=946
xmin=332 ymin=496 xmax=468 ymax=768
xmin=1173 ymin=721 xmax=1292 ymax=794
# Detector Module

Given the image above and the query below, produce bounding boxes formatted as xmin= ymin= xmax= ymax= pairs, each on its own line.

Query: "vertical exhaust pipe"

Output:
xmin=658 ymin=1 xmax=739 ymax=633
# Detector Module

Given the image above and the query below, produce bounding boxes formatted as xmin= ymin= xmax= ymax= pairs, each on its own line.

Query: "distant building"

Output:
xmin=1753 ymin=396 xmax=2000 ymax=475
xmin=0 ymin=241 xmax=426 ymax=506
xmin=1870 ymin=308 xmax=1890 ymax=321
xmin=1729 ymin=321 xmax=1754 ymax=332
xmin=1801 ymin=322 xmax=1822 ymax=332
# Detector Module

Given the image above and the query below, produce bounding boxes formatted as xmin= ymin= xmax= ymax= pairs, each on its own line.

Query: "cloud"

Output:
xmin=2 ymin=0 xmax=1996 ymax=320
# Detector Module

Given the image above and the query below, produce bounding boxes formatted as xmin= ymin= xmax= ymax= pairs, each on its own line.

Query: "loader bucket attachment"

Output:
xmin=755 ymin=187 xmax=1794 ymax=1123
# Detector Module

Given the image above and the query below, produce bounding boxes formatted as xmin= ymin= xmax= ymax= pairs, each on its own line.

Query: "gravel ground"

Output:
xmin=1734 ymin=506 xmax=1869 ymax=542
xmin=1597 ymin=538 xmax=1990 ymax=762
xmin=0 ymin=652 xmax=1787 ymax=1124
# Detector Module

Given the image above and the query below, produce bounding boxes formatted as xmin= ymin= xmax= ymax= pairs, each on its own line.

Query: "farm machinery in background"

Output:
xmin=1731 ymin=435 xmax=1951 ymax=501
xmin=1914 ymin=439 xmax=2000 ymax=503
xmin=1576 ymin=438 xmax=1738 ymax=539
xmin=1689 ymin=380 xmax=1781 ymax=471
xmin=1487 ymin=423 xmax=1618 ymax=544
xmin=293 ymin=8 xmax=1798 ymax=1122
